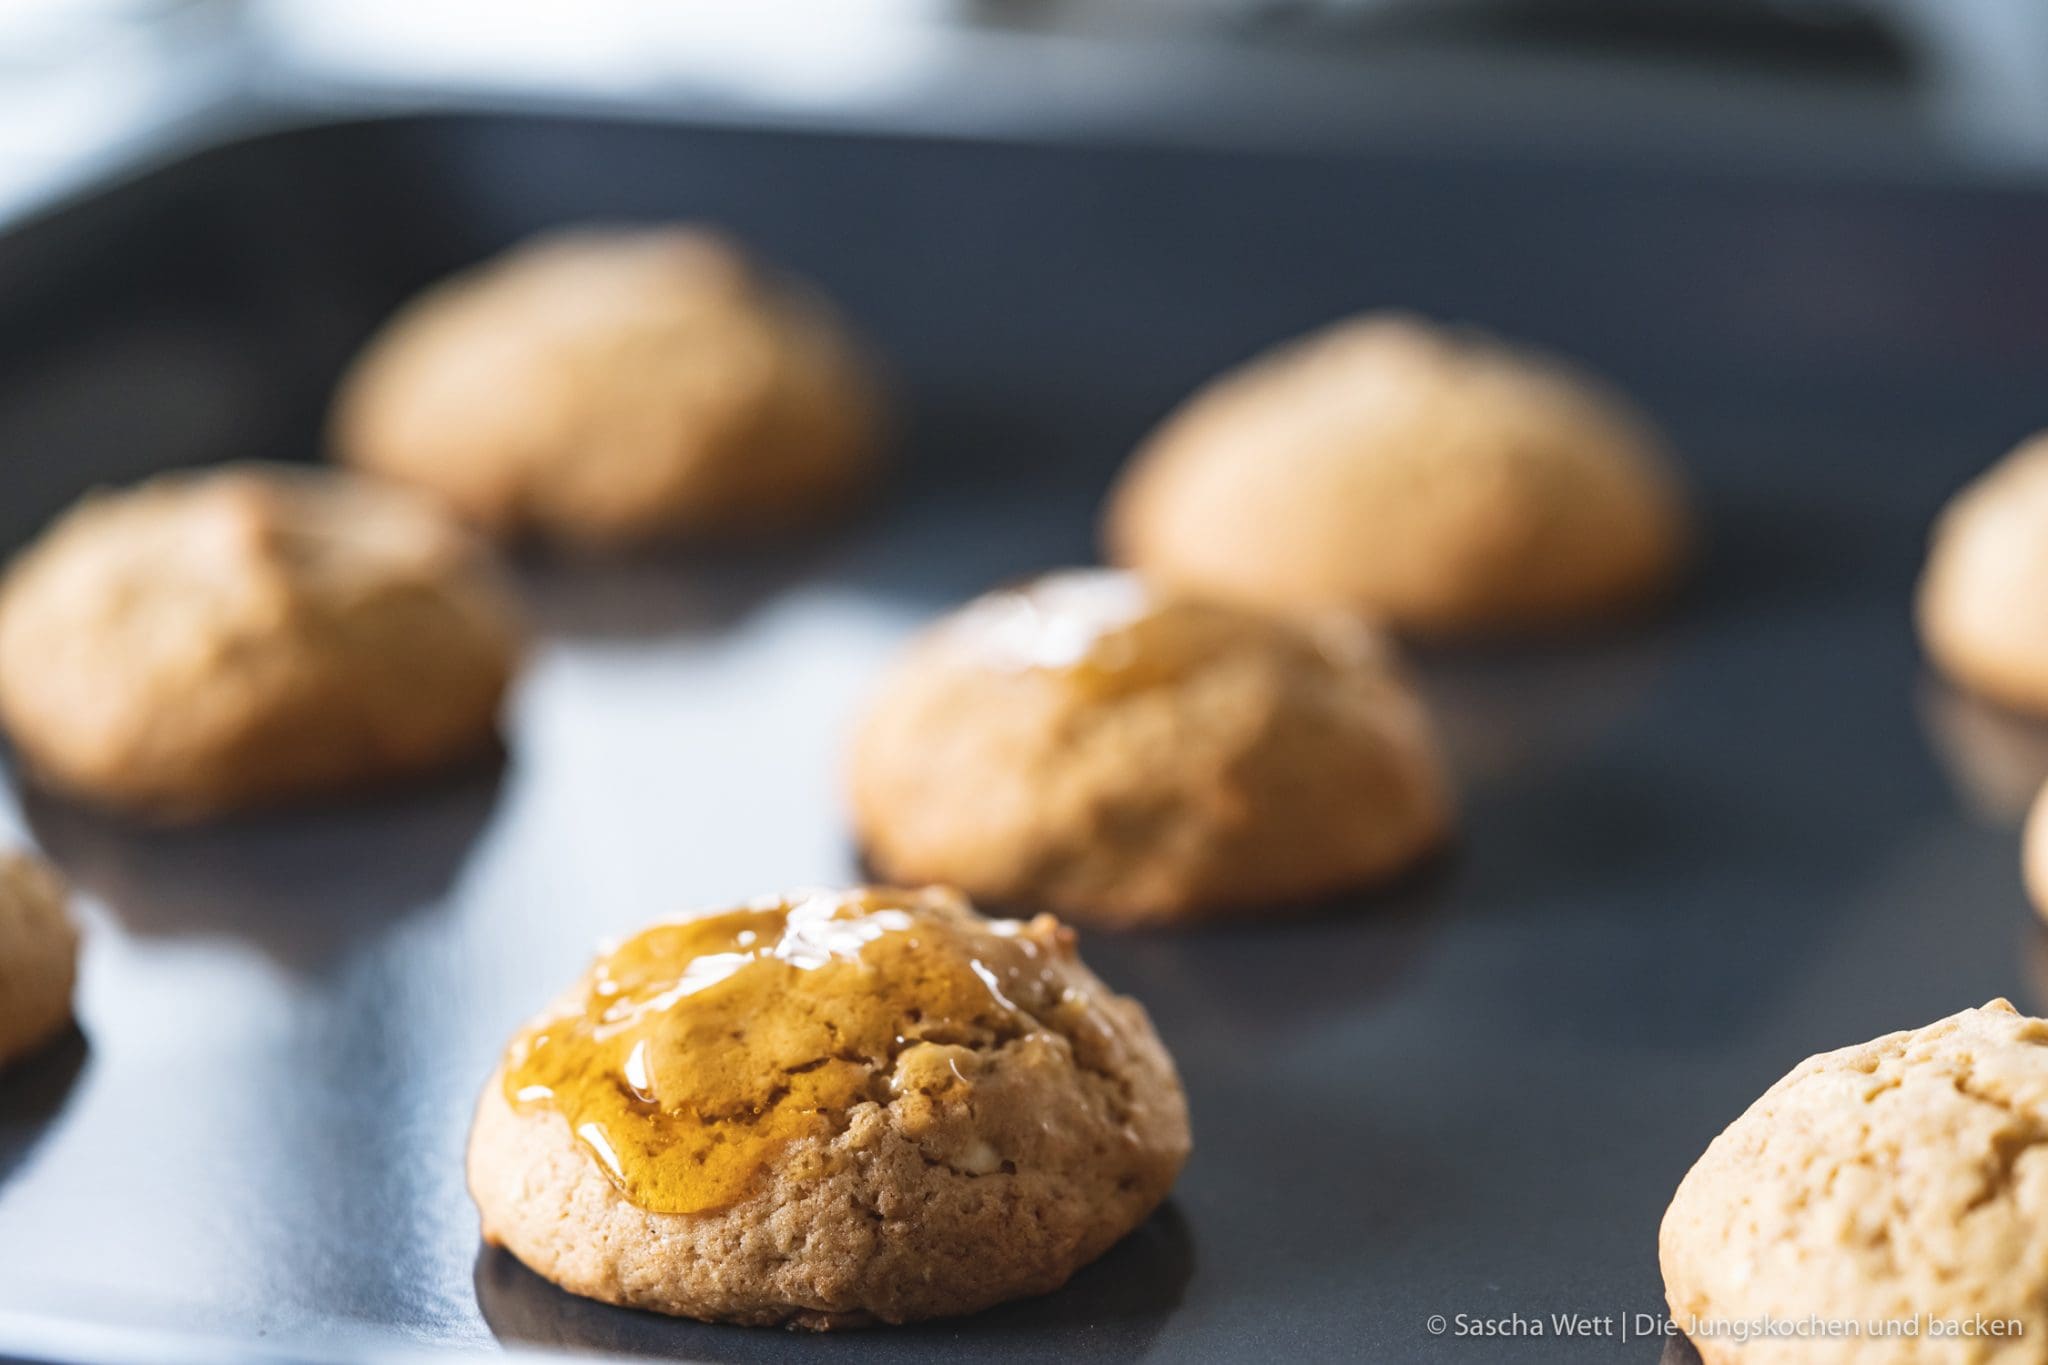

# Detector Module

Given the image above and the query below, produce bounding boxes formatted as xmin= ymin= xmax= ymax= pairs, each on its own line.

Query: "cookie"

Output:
xmin=1660 ymin=1000 xmax=2048 ymax=1364
xmin=2026 ymin=783 xmax=2048 ymax=922
xmin=467 ymin=886 xmax=1189 ymax=1328
xmin=1920 ymin=433 xmax=2048 ymax=714
xmin=847 ymin=570 xmax=1452 ymax=927
xmin=332 ymin=226 xmax=884 ymax=547
xmin=1104 ymin=313 xmax=1688 ymax=635
xmin=0 ymin=850 xmax=77 ymax=1069
xmin=0 ymin=464 xmax=522 ymax=819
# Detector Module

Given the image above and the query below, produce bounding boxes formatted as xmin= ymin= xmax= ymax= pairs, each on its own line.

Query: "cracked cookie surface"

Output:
xmin=0 ymin=464 xmax=522 ymax=819
xmin=0 ymin=850 xmax=76 ymax=1069
xmin=332 ymin=225 xmax=885 ymax=547
xmin=1660 ymin=1000 xmax=2048 ymax=1365
xmin=467 ymin=886 xmax=1189 ymax=1328
xmin=848 ymin=570 xmax=1453 ymax=927
xmin=1104 ymin=312 xmax=1687 ymax=636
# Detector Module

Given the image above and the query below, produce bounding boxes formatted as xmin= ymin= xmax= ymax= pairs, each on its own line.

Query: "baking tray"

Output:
xmin=2 ymin=110 xmax=2048 ymax=1364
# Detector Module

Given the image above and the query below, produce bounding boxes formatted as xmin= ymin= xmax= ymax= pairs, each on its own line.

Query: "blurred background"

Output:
xmin=6 ymin=0 xmax=2048 ymax=218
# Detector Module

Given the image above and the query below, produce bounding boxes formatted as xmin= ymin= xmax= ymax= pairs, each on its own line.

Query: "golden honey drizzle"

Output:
xmin=503 ymin=888 xmax=1059 ymax=1214
xmin=949 ymin=569 xmax=1245 ymax=698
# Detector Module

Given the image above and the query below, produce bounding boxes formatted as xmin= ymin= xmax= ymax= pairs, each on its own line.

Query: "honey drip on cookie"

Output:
xmin=502 ymin=888 xmax=1081 ymax=1215
xmin=949 ymin=569 xmax=1246 ymax=698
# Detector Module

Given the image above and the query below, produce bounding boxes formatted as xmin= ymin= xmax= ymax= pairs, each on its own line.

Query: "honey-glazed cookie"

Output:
xmin=466 ymin=886 xmax=1189 ymax=1327
xmin=848 ymin=570 xmax=1452 ymax=926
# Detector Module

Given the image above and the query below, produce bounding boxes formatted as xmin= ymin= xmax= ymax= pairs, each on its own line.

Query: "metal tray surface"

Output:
xmin=1 ymin=112 xmax=2048 ymax=1364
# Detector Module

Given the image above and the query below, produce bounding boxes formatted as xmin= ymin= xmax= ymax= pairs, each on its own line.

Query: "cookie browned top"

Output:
xmin=468 ymin=886 xmax=1188 ymax=1327
xmin=848 ymin=570 xmax=1452 ymax=926
xmin=1661 ymin=1001 xmax=2048 ymax=1365
xmin=0 ymin=850 xmax=76 ymax=1069
xmin=0 ymin=464 xmax=521 ymax=818
xmin=1105 ymin=313 xmax=1687 ymax=635
xmin=332 ymin=225 xmax=884 ymax=546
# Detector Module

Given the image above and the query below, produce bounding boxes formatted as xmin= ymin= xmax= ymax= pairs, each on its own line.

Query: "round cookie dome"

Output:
xmin=1660 ymin=1000 xmax=2048 ymax=1365
xmin=331 ymin=225 xmax=885 ymax=547
xmin=847 ymin=570 xmax=1453 ymax=926
xmin=1104 ymin=313 xmax=1688 ymax=636
xmin=2026 ymin=782 xmax=2048 ymax=922
xmin=0 ymin=464 xmax=522 ymax=819
xmin=1920 ymin=434 xmax=2048 ymax=714
xmin=0 ymin=850 xmax=76 ymax=1069
xmin=466 ymin=886 xmax=1189 ymax=1328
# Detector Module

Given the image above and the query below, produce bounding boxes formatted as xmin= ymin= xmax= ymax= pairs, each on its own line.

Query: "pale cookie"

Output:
xmin=467 ymin=886 xmax=1189 ymax=1328
xmin=1920 ymin=434 xmax=2048 ymax=714
xmin=2026 ymin=783 xmax=2048 ymax=923
xmin=0 ymin=464 xmax=522 ymax=819
xmin=332 ymin=225 xmax=884 ymax=547
xmin=1660 ymin=1000 xmax=2048 ymax=1365
xmin=0 ymin=850 xmax=77 ymax=1069
xmin=847 ymin=570 xmax=1453 ymax=927
xmin=1104 ymin=313 xmax=1688 ymax=636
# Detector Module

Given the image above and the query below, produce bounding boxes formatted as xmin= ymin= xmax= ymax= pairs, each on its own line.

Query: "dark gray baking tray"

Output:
xmin=2 ymin=110 xmax=2048 ymax=1364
